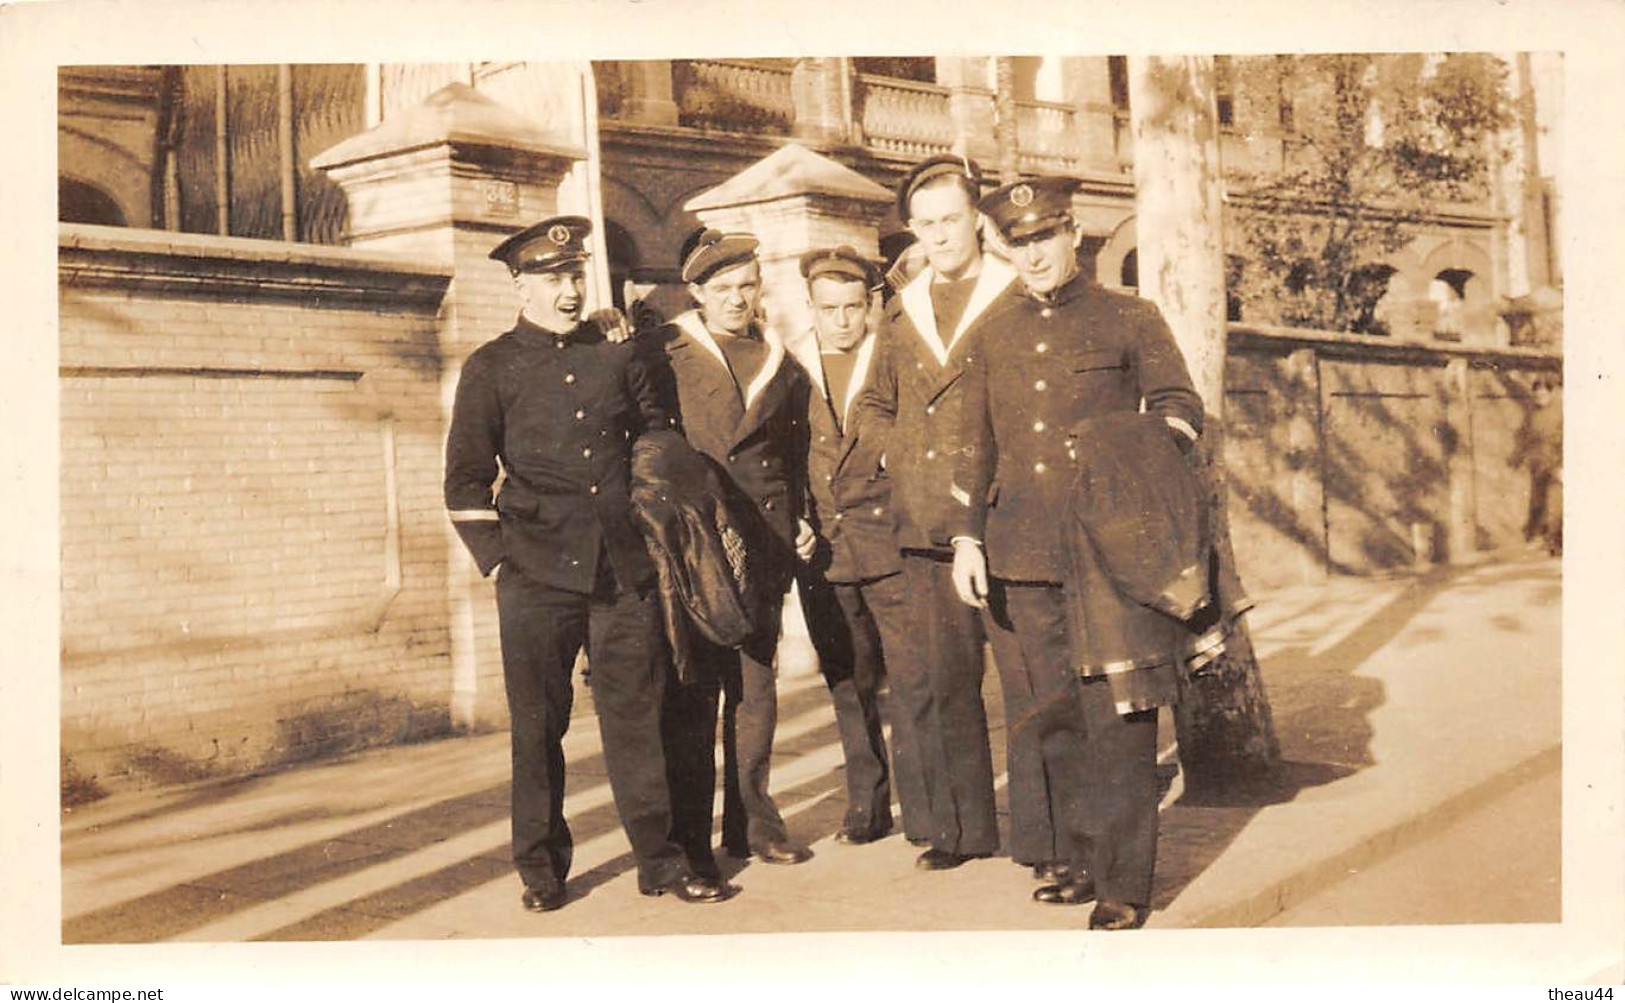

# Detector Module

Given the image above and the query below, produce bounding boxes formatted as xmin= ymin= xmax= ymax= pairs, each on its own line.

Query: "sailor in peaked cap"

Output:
xmin=489 ymin=214 xmax=593 ymax=274
xmin=445 ymin=213 xmax=734 ymax=912
xmin=949 ymin=173 xmax=1204 ymax=930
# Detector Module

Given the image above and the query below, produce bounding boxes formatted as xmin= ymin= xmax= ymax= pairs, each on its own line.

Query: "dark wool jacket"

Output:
xmin=786 ymin=329 xmax=900 ymax=584
xmin=444 ymin=316 xmax=675 ymax=592
xmin=948 ymin=275 xmax=1206 ymax=583
xmin=859 ymin=256 xmax=1018 ymax=554
xmin=630 ymin=430 xmax=779 ymax=682
xmin=1059 ymin=412 xmax=1252 ymax=717
xmin=651 ymin=310 xmax=811 ymax=593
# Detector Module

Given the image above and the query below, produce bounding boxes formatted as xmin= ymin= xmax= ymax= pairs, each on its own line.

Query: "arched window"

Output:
xmin=1430 ymin=269 xmax=1473 ymax=341
xmin=59 ymin=178 xmax=126 ymax=227
xmin=1120 ymin=248 xmax=1138 ymax=290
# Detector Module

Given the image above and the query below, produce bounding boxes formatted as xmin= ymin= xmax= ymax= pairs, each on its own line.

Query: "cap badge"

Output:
xmin=548 ymin=224 xmax=572 ymax=245
xmin=1009 ymin=184 xmax=1034 ymax=208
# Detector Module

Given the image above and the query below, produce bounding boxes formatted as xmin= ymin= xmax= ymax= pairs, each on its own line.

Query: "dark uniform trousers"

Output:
xmin=661 ymin=602 xmax=788 ymax=868
xmin=983 ymin=581 xmax=1159 ymax=904
xmin=495 ymin=562 xmax=689 ymax=893
xmin=897 ymin=552 xmax=1001 ymax=855
xmin=797 ymin=569 xmax=922 ymax=835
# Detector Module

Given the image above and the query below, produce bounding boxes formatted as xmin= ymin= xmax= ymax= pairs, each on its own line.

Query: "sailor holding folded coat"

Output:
xmin=947 ymin=175 xmax=1219 ymax=931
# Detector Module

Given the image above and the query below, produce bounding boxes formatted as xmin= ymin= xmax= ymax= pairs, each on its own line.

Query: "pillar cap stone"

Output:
xmin=311 ymin=82 xmax=585 ymax=172
xmin=685 ymin=143 xmax=892 ymax=212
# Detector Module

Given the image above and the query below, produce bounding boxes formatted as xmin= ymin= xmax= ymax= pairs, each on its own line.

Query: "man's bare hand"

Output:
xmin=794 ymin=518 xmax=818 ymax=562
xmin=589 ymin=307 xmax=633 ymax=344
xmin=951 ymin=538 xmax=988 ymax=609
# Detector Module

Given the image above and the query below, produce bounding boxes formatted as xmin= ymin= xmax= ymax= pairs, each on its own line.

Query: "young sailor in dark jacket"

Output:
xmin=948 ymin=177 xmax=1204 ymax=930
xmin=443 ymin=217 xmax=732 ymax=912
xmin=786 ymin=246 xmax=930 ymax=846
xmin=649 ymin=230 xmax=815 ymax=874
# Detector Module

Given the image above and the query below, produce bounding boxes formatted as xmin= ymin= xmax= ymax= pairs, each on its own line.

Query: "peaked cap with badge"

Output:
xmin=489 ymin=214 xmax=592 ymax=274
xmin=977 ymin=175 xmax=1083 ymax=242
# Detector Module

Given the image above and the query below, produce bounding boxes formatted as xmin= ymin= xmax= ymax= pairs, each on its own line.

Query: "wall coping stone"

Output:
xmin=59 ymin=224 xmax=452 ymax=308
xmin=1228 ymin=320 xmax=1562 ymax=369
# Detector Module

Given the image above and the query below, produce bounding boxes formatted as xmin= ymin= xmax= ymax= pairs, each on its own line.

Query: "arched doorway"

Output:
xmin=59 ymin=177 xmax=127 ymax=227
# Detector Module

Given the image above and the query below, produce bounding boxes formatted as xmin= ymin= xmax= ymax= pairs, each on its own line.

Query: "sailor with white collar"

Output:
xmin=857 ymin=154 xmax=1015 ymax=874
xmin=651 ymin=228 xmax=815 ymax=873
xmin=785 ymin=246 xmax=929 ymax=848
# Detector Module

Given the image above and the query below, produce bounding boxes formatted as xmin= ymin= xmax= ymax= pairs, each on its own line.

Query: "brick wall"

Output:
xmin=59 ymin=224 xmax=454 ymax=798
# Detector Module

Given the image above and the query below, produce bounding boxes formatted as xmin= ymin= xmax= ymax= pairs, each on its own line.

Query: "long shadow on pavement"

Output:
xmin=62 ymin=679 xmax=844 ymax=943
xmin=1151 ymin=566 xmax=1460 ymax=915
xmin=255 ymin=766 xmax=854 ymax=941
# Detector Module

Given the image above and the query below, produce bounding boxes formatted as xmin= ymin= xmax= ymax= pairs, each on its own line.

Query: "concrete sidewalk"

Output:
xmin=59 ymin=551 xmax=1561 ymax=941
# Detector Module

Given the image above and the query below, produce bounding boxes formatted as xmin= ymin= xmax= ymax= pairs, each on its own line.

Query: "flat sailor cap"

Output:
xmin=680 ymin=228 xmax=760 ymax=284
xmin=489 ymin=215 xmax=592 ymax=273
xmin=798 ymin=245 xmax=879 ymax=287
xmin=895 ymin=153 xmax=984 ymax=219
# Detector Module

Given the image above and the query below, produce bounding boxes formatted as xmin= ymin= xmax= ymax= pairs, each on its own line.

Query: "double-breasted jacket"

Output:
xmin=443 ymin=315 xmax=675 ymax=593
xmin=861 ymin=256 xmax=1018 ymax=554
xmin=948 ymin=275 xmax=1205 ymax=583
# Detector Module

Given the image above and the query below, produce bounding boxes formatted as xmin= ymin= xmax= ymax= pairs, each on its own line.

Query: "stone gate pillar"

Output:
xmin=313 ymin=82 xmax=586 ymax=730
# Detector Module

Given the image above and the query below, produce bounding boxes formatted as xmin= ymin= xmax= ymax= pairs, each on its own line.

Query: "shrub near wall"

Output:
xmin=58 ymin=225 xmax=454 ymax=801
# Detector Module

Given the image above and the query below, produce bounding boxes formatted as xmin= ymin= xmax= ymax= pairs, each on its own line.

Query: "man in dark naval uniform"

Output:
xmin=444 ymin=216 xmax=732 ymax=912
xmin=861 ymin=155 xmax=1013 ymax=872
xmin=948 ymin=177 xmax=1204 ymax=930
xmin=651 ymin=229 xmax=814 ymax=871
xmin=786 ymin=246 xmax=929 ymax=846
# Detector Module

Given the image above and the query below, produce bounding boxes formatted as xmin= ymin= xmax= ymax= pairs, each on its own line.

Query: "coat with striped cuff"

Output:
xmin=1058 ymin=411 xmax=1253 ymax=715
xmin=947 ymin=275 xmax=1205 ymax=584
xmin=443 ymin=316 xmax=677 ymax=593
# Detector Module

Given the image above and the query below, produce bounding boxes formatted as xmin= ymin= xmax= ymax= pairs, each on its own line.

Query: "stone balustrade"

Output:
xmin=1014 ymin=98 xmax=1084 ymax=172
xmin=672 ymin=59 xmax=795 ymax=135
xmin=854 ymin=73 xmax=955 ymax=158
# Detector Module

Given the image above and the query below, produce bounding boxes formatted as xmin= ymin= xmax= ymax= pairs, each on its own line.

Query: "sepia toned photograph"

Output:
xmin=7 ymin=0 xmax=1624 ymax=990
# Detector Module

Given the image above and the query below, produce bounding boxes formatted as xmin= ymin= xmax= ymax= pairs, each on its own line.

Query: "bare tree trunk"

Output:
xmin=1127 ymin=55 xmax=1280 ymax=785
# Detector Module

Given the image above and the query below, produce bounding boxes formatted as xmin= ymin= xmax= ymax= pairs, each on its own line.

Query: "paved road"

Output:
xmin=1264 ymin=764 xmax=1561 ymax=927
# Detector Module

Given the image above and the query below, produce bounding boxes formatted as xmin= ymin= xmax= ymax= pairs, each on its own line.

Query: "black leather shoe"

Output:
xmin=521 ymin=884 xmax=566 ymax=913
xmin=915 ymin=848 xmax=991 ymax=871
xmin=754 ymin=840 xmax=813 ymax=865
xmin=642 ymin=873 xmax=736 ymax=904
xmin=1032 ymin=874 xmax=1097 ymax=905
xmin=1031 ymin=861 xmax=1072 ymax=883
xmin=1088 ymin=899 xmax=1149 ymax=930
xmin=835 ymin=824 xmax=891 ymax=846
